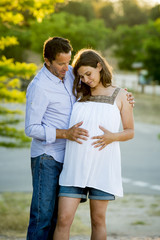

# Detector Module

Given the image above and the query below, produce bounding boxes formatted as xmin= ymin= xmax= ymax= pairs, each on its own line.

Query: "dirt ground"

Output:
xmin=70 ymin=237 xmax=160 ymax=240
xmin=71 ymin=194 xmax=160 ymax=240
xmin=0 ymin=194 xmax=159 ymax=240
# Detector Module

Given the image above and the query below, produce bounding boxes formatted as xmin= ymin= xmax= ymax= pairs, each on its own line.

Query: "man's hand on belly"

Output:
xmin=65 ymin=121 xmax=89 ymax=144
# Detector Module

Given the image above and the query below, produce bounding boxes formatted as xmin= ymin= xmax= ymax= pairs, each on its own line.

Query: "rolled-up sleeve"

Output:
xmin=25 ymin=83 xmax=56 ymax=144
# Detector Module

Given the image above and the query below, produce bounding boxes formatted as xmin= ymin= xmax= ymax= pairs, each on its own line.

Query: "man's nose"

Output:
xmin=63 ymin=64 xmax=68 ymax=71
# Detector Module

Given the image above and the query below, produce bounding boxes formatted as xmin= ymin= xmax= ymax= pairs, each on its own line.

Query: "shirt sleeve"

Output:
xmin=25 ymin=82 xmax=56 ymax=144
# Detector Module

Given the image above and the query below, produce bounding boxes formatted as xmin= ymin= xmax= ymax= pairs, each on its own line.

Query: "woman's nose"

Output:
xmin=83 ymin=76 xmax=89 ymax=83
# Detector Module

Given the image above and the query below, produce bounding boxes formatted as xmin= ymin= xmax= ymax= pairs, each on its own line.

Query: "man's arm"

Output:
xmin=25 ymin=84 xmax=56 ymax=144
xmin=25 ymin=84 xmax=88 ymax=144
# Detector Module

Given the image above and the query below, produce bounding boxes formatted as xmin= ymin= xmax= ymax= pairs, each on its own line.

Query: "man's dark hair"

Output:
xmin=43 ymin=37 xmax=73 ymax=63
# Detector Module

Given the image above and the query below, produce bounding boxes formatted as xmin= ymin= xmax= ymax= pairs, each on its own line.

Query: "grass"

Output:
xmin=0 ymin=193 xmax=31 ymax=237
xmin=0 ymin=192 xmax=90 ymax=238
xmin=150 ymin=203 xmax=159 ymax=208
xmin=131 ymin=221 xmax=147 ymax=225
xmin=148 ymin=209 xmax=160 ymax=216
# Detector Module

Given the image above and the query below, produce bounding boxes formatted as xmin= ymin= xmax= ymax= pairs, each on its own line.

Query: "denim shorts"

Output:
xmin=59 ymin=186 xmax=115 ymax=202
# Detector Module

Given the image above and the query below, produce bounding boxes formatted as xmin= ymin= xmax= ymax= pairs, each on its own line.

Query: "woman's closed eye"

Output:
xmin=86 ymin=72 xmax=91 ymax=76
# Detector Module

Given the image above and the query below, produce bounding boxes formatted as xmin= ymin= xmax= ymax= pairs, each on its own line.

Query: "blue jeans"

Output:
xmin=26 ymin=153 xmax=63 ymax=240
xmin=59 ymin=186 xmax=115 ymax=202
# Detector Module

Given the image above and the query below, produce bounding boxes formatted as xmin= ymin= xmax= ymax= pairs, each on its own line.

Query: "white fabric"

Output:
xmin=59 ymin=97 xmax=123 ymax=197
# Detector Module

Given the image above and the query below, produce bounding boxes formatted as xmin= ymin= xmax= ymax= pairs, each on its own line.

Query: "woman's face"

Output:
xmin=77 ymin=64 xmax=102 ymax=88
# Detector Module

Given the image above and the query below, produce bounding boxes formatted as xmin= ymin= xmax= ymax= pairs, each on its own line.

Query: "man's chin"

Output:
xmin=60 ymin=73 xmax=66 ymax=78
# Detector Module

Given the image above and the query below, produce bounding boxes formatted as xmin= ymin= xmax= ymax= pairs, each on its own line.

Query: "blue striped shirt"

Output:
xmin=25 ymin=64 xmax=76 ymax=163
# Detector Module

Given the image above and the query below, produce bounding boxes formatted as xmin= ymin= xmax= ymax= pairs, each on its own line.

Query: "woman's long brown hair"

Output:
xmin=72 ymin=49 xmax=113 ymax=101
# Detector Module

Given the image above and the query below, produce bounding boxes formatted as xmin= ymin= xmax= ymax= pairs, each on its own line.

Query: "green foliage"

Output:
xmin=99 ymin=2 xmax=115 ymax=28
xmin=57 ymin=1 xmax=95 ymax=21
xmin=0 ymin=105 xmax=23 ymax=115
xmin=0 ymin=126 xmax=31 ymax=148
xmin=30 ymin=12 xmax=109 ymax=55
xmin=108 ymin=24 xmax=147 ymax=70
xmin=131 ymin=220 xmax=147 ymax=225
xmin=0 ymin=0 xmax=63 ymax=148
xmin=94 ymin=0 xmax=149 ymax=29
xmin=0 ymin=0 xmax=64 ymax=24
xmin=0 ymin=36 xmax=18 ymax=50
xmin=108 ymin=20 xmax=160 ymax=83
xmin=0 ymin=26 xmax=31 ymax=61
xmin=0 ymin=57 xmax=37 ymax=79
xmin=149 ymin=4 xmax=160 ymax=20
xmin=142 ymin=20 xmax=160 ymax=82
xmin=117 ymin=0 xmax=148 ymax=26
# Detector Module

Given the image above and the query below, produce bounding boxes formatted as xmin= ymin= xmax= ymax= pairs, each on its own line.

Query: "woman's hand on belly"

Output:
xmin=91 ymin=126 xmax=115 ymax=151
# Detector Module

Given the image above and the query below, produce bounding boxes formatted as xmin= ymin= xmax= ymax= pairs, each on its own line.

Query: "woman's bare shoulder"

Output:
xmin=116 ymin=88 xmax=128 ymax=100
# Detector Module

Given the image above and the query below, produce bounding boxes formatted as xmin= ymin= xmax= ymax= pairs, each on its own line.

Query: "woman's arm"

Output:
xmin=92 ymin=89 xmax=134 ymax=150
xmin=118 ymin=89 xmax=134 ymax=141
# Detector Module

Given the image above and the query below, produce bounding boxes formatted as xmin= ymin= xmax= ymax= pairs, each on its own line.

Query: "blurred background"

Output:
xmin=0 ymin=0 xmax=160 ymax=238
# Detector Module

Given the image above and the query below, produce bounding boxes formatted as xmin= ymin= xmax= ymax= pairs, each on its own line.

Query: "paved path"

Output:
xmin=0 ymin=122 xmax=160 ymax=195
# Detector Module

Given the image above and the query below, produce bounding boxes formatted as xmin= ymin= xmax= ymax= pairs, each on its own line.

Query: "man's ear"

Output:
xmin=44 ymin=58 xmax=51 ymax=67
xmin=97 ymin=62 xmax=102 ymax=71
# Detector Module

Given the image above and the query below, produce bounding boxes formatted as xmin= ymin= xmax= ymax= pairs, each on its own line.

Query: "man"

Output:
xmin=25 ymin=36 xmax=134 ymax=240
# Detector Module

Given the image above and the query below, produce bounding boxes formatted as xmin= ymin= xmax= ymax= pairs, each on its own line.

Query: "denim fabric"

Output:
xmin=59 ymin=186 xmax=115 ymax=203
xmin=27 ymin=154 xmax=63 ymax=240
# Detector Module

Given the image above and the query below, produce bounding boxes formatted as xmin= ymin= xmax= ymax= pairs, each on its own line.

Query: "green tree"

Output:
xmin=107 ymin=20 xmax=160 ymax=83
xmin=0 ymin=0 xmax=63 ymax=148
xmin=150 ymin=4 xmax=160 ymax=21
xmin=57 ymin=1 xmax=95 ymax=21
xmin=95 ymin=0 xmax=149 ymax=29
xmin=118 ymin=0 xmax=148 ymax=26
xmin=108 ymin=24 xmax=147 ymax=70
xmin=142 ymin=20 xmax=160 ymax=83
xmin=29 ymin=12 xmax=109 ymax=55
xmin=99 ymin=2 xmax=116 ymax=28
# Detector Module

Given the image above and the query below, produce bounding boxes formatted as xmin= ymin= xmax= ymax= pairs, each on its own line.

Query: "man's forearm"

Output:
xmin=25 ymin=124 xmax=56 ymax=144
xmin=25 ymin=124 xmax=46 ymax=140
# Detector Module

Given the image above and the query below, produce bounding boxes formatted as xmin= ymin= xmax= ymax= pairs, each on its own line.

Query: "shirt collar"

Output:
xmin=42 ymin=64 xmax=62 ymax=85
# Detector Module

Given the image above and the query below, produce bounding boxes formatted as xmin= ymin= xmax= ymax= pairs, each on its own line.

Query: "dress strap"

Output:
xmin=112 ymin=87 xmax=121 ymax=102
xmin=87 ymin=87 xmax=121 ymax=105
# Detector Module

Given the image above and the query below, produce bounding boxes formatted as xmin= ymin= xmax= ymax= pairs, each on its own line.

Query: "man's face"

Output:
xmin=45 ymin=51 xmax=71 ymax=80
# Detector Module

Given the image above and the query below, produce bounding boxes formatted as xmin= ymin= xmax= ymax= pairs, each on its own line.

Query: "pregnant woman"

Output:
xmin=53 ymin=49 xmax=134 ymax=240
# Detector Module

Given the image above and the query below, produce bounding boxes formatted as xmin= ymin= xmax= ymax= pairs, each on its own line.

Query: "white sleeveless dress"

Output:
xmin=59 ymin=87 xmax=123 ymax=197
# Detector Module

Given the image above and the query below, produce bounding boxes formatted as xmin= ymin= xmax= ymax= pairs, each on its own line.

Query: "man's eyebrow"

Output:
xmin=57 ymin=60 xmax=71 ymax=64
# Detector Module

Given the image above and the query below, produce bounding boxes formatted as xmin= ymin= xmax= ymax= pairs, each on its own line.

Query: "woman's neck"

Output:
xmin=91 ymin=84 xmax=113 ymax=96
